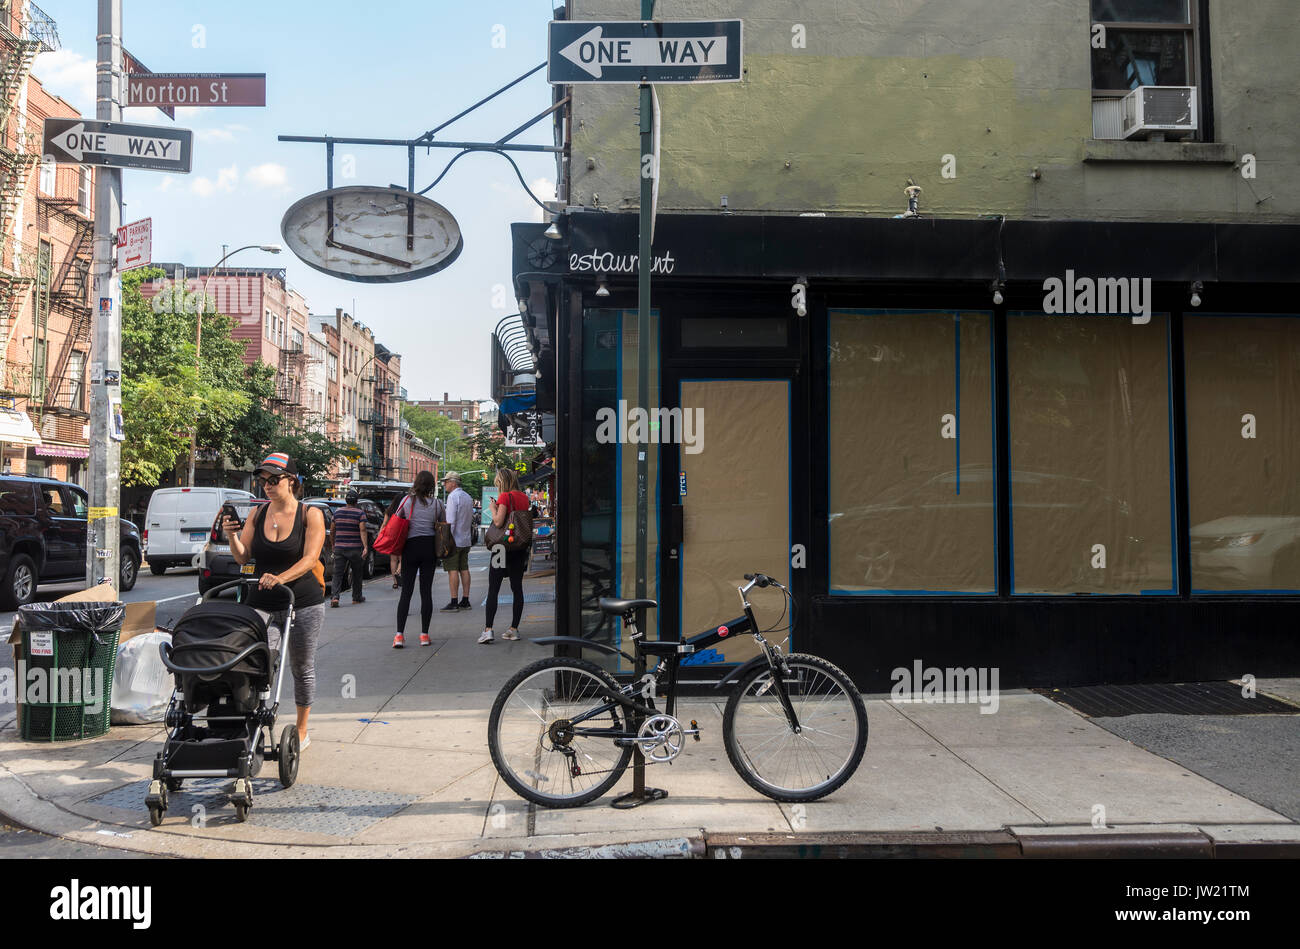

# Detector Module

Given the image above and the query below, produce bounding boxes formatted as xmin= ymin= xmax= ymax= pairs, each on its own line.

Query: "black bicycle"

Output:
xmin=488 ymin=572 xmax=868 ymax=807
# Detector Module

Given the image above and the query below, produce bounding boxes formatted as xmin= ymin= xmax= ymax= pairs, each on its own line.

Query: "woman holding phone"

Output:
xmin=222 ymin=452 xmax=326 ymax=750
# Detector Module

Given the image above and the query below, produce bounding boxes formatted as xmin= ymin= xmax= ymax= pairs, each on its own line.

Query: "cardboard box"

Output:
xmin=8 ymin=585 xmax=157 ymax=734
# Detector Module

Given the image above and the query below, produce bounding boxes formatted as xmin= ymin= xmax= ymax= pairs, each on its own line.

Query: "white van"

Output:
xmin=144 ymin=487 xmax=254 ymax=574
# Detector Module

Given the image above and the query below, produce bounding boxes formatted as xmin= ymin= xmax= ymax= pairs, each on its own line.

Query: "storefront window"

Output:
xmin=829 ymin=309 xmax=996 ymax=593
xmin=1184 ymin=315 xmax=1300 ymax=592
xmin=1007 ymin=314 xmax=1175 ymax=594
xmin=579 ymin=308 xmax=659 ymax=667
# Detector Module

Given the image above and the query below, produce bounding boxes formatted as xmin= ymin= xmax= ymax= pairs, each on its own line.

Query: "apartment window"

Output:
xmin=292 ymin=329 xmax=303 ymax=352
xmin=1090 ymin=1 xmax=1201 ymax=140
xmin=68 ymin=351 xmax=85 ymax=410
xmin=78 ymin=167 xmax=91 ymax=215
xmin=39 ymin=158 xmax=55 ymax=195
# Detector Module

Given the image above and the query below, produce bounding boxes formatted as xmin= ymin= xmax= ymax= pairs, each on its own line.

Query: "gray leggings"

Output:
xmin=263 ymin=602 xmax=325 ymax=708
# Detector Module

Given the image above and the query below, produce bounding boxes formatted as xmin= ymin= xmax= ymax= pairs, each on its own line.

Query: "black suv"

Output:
xmin=0 ymin=476 xmax=143 ymax=608
xmin=305 ymin=497 xmax=388 ymax=580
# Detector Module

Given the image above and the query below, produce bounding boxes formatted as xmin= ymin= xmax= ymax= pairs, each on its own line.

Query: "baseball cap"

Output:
xmin=255 ymin=451 xmax=298 ymax=477
xmin=443 ymin=471 xmax=460 ymax=483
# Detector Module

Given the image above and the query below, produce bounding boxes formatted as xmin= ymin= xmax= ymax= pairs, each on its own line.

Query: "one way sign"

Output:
xmin=548 ymin=19 xmax=742 ymax=84
xmin=43 ymin=118 xmax=192 ymax=173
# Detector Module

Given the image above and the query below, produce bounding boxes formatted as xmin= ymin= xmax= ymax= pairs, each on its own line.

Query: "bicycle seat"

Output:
xmin=598 ymin=597 xmax=658 ymax=615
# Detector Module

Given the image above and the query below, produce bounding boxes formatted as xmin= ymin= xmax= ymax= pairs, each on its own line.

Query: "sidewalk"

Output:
xmin=2 ymin=557 xmax=1298 ymax=858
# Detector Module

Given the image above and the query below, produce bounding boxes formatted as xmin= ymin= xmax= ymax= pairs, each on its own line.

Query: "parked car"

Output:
xmin=0 ymin=476 xmax=143 ymax=608
xmin=143 ymin=486 xmax=254 ymax=574
xmin=197 ymin=497 xmax=335 ymax=594
xmin=305 ymin=497 xmax=388 ymax=579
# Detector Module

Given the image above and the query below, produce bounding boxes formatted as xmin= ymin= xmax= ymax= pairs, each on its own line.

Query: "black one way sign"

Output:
xmin=548 ymin=19 xmax=742 ymax=84
xmin=43 ymin=118 xmax=192 ymax=173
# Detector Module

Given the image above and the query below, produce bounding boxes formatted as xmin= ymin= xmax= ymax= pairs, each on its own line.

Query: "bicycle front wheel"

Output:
xmin=488 ymin=656 xmax=633 ymax=808
xmin=723 ymin=653 xmax=868 ymax=802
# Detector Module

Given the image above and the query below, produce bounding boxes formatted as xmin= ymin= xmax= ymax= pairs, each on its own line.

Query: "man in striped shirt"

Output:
xmin=331 ymin=491 xmax=370 ymax=607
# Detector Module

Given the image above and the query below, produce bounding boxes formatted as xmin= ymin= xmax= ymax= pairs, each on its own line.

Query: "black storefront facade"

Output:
xmin=514 ymin=210 xmax=1300 ymax=691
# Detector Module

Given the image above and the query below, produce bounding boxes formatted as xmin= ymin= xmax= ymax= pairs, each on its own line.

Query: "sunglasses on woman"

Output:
xmin=258 ymin=473 xmax=287 ymax=487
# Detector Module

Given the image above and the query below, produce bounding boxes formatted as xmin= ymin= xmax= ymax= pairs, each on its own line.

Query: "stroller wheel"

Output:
xmin=148 ymin=802 xmax=165 ymax=826
xmin=233 ymin=800 xmax=250 ymax=822
xmin=278 ymin=725 xmax=300 ymax=788
xmin=146 ymin=779 xmax=168 ymax=826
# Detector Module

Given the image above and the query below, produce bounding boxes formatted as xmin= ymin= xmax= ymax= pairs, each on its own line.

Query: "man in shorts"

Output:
xmin=440 ymin=471 xmax=475 ymax=611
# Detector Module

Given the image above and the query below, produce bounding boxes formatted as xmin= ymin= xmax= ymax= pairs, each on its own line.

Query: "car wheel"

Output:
xmin=120 ymin=548 xmax=140 ymax=592
xmin=1 ymin=553 xmax=38 ymax=610
xmin=149 ymin=562 xmax=167 ymax=576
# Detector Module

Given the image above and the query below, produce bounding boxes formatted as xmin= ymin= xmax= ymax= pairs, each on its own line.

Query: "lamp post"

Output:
xmin=187 ymin=243 xmax=281 ymax=486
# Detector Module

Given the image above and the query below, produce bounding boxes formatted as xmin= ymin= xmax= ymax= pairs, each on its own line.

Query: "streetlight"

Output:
xmin=187 ymin=244 xmax=281 ymax=486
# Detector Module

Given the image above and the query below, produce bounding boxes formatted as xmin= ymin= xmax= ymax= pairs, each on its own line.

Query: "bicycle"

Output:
xmin=487 ymin=572 xmax=869 ymax=807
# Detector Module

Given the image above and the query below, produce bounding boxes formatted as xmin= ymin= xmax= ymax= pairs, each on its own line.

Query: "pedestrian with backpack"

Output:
xmin=480 ymin=467 xmax=532 ymax=644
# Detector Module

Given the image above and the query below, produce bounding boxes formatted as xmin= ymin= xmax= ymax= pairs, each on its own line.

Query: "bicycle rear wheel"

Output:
xmin=723 ymin=653 xmax=868 ymax=802
xmin=488 ymin=656 xmax=633 ymax=808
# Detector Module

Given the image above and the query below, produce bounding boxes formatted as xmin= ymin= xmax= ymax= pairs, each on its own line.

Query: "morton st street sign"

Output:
xmin=548 ymin=19 xmax=742 ymax=83
xmin=42 ymin=118 xmax=192 ymax=173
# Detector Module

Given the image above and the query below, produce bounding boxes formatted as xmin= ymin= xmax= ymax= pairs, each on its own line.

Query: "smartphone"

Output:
xmin=221 ymin=503 xmax=244 ymax=531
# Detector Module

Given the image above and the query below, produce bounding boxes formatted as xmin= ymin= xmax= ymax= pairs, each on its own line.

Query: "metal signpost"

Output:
xmin=547 ymin=11 xmax=742 ymax=808
xmin=87 ymin=0 xmax=124 ymax=590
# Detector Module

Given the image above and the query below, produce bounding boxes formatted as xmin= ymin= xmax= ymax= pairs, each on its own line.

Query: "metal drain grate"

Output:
xmin=86 ymin=779 xmax=418 ymax=837
xmin=1038 ymin=681 xmax=1300 ymax=718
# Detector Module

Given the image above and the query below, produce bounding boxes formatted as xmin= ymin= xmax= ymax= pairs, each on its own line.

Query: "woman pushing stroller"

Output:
xmin=222 ymin=451 xmax=326 ymax=750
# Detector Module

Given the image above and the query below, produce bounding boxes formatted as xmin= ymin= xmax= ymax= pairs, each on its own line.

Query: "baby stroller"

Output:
xmin=148 ymin=579 xmax=300 ymax=825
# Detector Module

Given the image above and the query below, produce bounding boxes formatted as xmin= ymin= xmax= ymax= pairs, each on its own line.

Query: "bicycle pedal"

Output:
xmin=690 ymin=719 xmax=701 ymax=741
xmin=614 ymin=738 xmax=638 ymax=748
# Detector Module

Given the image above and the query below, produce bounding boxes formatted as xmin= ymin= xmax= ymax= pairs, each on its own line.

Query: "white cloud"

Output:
xmin=156 ymin=177 xmax=174 ymax=192
xmin=195 ymin=123 xmax=250 ymax=144
xmin=246 ymin=162 xmax=289 ymax=190
xmin=32 ymin=49 xmax=96 ymax=115
xmin=191 ymin=163 xmax=239 ymax=196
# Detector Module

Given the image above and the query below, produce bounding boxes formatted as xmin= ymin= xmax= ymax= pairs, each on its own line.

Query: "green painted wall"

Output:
xmin=568 ymin=1 xmax=1299 ymax=222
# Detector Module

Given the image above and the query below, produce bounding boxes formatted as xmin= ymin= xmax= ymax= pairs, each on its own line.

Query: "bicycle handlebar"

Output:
xmin=742 ymin=573 xmax=784 ymax=591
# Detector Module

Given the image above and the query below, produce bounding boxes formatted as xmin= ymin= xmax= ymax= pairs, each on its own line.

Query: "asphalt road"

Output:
xmin=0 ymin=822 xmax=152 ymax=858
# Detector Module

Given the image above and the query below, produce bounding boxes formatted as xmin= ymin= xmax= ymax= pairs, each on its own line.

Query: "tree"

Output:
xmin=119 ymin=268 xmax=250 ymax=486
xmin=401 ymin=403 xmax=463 ymax=453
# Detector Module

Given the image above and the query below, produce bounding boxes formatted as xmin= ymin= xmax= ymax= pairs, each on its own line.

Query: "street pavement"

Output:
xmin=1 ymin=548 xmax=1298 ymax=858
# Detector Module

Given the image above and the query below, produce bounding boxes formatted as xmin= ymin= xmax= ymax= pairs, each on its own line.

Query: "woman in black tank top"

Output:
xmin=221 ymin=452 xmax=327 ymax=747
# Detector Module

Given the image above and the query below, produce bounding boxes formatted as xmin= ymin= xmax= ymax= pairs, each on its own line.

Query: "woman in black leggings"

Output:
xmin=394 ymin=470 xmax=445 ymax=648
xmin=480 ymin=468 xmax=530 ymax=643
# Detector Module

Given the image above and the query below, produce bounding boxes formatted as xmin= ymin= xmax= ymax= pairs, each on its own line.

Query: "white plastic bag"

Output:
xmin=111 ymin=631 xmax=173 ymax=724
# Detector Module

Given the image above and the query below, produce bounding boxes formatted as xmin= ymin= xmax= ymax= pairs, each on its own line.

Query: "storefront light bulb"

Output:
xmin=1191 ymin=291 xmax=1201 ymax=307
xmin=993 ymin=289 xmax=1004 ymax=305
xmin=595 ymin=280 xmax=610 ymax=297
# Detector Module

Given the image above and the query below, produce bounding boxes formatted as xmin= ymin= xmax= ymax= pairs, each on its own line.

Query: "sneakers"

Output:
xmin=419 ymin=633 xmax=431 ymax=647
xmin=440 ymin=600 xmax=459 ymax=612
xmin=458 ymin=597 xmax=471 ymax=610
xmin=502 ymin=628 xmax=520 ymax=641
xmin=298 ymin=734 xmax=311 ymax=751
xmin=392 ymin=633 xmax=405 ymax=648
xmin=478 ymin=629 xmax=494 ymax=644
xmin=330 ymin=597 xmax=340 ymax=608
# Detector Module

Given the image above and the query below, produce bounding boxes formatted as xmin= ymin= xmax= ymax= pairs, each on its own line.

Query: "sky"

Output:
xmin=32 ymin=0 xmax=559 ymax=403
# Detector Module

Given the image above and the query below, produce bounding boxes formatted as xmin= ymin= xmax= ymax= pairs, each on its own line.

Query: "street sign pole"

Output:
xmin=614 ymin=0 xmax=667 ymax=811
xmin=87 ymin=0 xmax=123 ymax=590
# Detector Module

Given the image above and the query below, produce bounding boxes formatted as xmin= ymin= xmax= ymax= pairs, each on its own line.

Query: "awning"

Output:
xmin=520 ymin=465 xmax=553 ymax=486
xmin=498 ymin=391 xmax=536 ymax=415
xmin=0 ymin=409 xmax=41 ymax=447
xmin=34 ymin=443 xmax=89 ymax=459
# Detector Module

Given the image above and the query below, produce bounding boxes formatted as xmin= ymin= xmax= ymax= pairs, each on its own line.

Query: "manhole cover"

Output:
xmin=1037 ymin=681 xmax=1299 ymax=718
xmin=86 ymin=779 xmax=418 ymax=837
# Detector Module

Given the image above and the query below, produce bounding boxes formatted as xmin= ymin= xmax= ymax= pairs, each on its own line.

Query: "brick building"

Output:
xmin=0 ymin=3 xmax=93 ymax=483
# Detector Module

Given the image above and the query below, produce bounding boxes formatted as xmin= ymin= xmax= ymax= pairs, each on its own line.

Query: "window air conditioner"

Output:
xmin=1122 ymin=86 xmax=1197 ymax=140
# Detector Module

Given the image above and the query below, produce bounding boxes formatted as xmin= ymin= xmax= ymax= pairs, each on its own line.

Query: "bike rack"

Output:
xmin=610 ymin=645 xmax=667 ymax=809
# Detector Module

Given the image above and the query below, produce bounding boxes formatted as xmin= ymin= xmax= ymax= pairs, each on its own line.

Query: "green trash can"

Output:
xmin=16 ymin=600 xmax=125 ymax=742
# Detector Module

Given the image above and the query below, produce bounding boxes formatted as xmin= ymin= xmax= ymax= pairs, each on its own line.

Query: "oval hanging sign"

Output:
xmin=280 ymin=185 xmax=463 ymax=283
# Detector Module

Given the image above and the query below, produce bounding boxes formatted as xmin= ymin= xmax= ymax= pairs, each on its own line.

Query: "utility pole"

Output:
xmin=87 ymin=0 xmax=123 ymax=589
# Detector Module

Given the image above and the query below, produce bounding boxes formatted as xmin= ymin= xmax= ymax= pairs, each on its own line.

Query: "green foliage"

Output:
xmin=119 ymin=268 xmax=250 ymax=486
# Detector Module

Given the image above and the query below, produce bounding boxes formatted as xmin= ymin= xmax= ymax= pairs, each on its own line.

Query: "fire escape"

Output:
xmin=272 ymin=343 xmax=312 ymax=427
xmin=0 ymin=2 xmax=59 ymax=399
xmin=361 ymin=371 xmax=399 ymax=478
